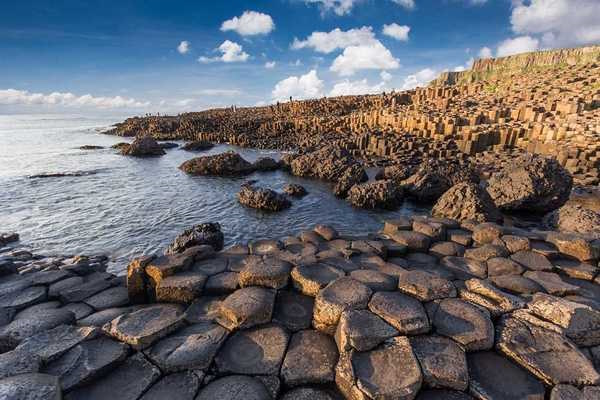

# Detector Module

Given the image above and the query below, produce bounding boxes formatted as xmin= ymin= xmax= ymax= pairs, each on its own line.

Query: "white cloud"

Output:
xmin=292 ymin=26 xmax=376 ymax=54
xmin=177 ymin=41 xmax=190 ymax=54
xmin=511 ymin=0 xmax=600 ymax=48
xmin=478 ymin=46 xmax=492 ymax=59
xmin=272 ymin=70 xmax=324 ymax=101
xmin=496 ymin=36 xmax=539 ymax=57
xmin=380 ymin=71 xmax=393 ymax=81
xmin=198 ymin=40 xmax=249 ymax=63
xmin=196 ymin=89 xmax=242 ymax=96
xmin=303 ymin=0 xmax=362 ymax=16
xmin=382 ymin=23 xmax=410 ymax=41
xmin=391 ymin=0 xmax=415 ymax=10
xmin=329 ymin=79 xmax=387 ymax=96
xmin=453 ymin=57 xmax=474 ymax=72
xmin=330 ymin=40 xmax=400 ymax=76
xmin=265 ymin=61 xmax=276 ymax=69
xmin=220 ymin=11 xmax=275 ymax=36
xmin=401 ymin=68 xmax=438 ymax=90
xmin=0 ymin=88 xmax=149 ymax=109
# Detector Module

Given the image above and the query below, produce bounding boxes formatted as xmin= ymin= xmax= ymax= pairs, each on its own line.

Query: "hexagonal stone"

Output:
xmin=0 ymin=285 xmax=46 ymax=311
xmin=0 ymin=373 xmax=60 ymax=400
xmin=300 ymin=230 xmax=324 ymax=245
xmin=217 ymin=287 xmax=275 ymax=330
xmin=486 ymin=257 xmax=525 ymax=276
xmin=239 ymin=257 xmax=291 ymax=289
xmin=319 ymin=256 xmax=361 ymax=273
xmin=103 ymin=303 xmax=185 ymax=349
xmin=359 ymin=254 xmax=408 ymax=277
xmin=489 ymin=275 xmax=544 ymax=295
xmin=29 ymin=270 xmax=73 ymax=285
xmin=291 ymin=264 xmax=345 ymax=297
xmin=397 ymin=270 xmax=456 ymax=301
xmin=77 ymin=306 xmax=137 ymax=327
xmin=496 ymin=316 xmax=600 ymax=386
xmin=139 ymin=372 xmax=200 ymax=400
xmin=84 ymin=286 xmax=130 ymax=310
xmin=416 ymin=389 xmax=475 ymax=400
xmin=336 ymin=336 xmax=422 ymax=400
xmin=313 ymin=277 xmax=372 ymax=335
xmin=409 ymin=335 xmax=468 ymax=391
xmin=43 ymin=337 xmax=129 ymax=391
xmin=349 ymin=269 xmax=397 ymax=291
xmin=249 ymin=239 xmax=283 ymax=255
xmin=467 ymin=351 xmax=544 ymax=400
xmin=368 ymin=292 xmax=429 ymax=335
xmin=441 ymin=256 xmax=487 ymax=280
xmin=429 ymin=241 xmax=465 ymax=258
xmin=314 ymin=225 xmax=339 ymax=241
xmin=196 ymin=375 xmax=270 ymax=400
xmin=13 ymin=301 xmax=60 ymax=320
xmin=0 ymin=347 xmax=41 ymax=379
xmin=144 ymin=252 xmax=194 ymax=287
xmin=335 ymin=310 xmax=398 ymax=352
xmin=48 ymin=276 xmax=83 ymax=298
xmin=500 ymin=235 xmax=531 ymax=253
xmin=351 ymin=240 xmax=386 ymax=257
xmin=145 ymin=322 xmax=227 ymax=372
xmin=511 ymin=251 xmax=553 ymax=271
xmin=272 ymin=290 xmax=314 ymax=332
xmin=280 ymin=330 xmax=338 ymax=386
xmin=546 ymin=232 xmax=600 ymax=262
xmin=16 ymin=324 xmax=98 ymax=362
xmin=384 ymin=217 xmax=413 ymax=234
xmin=64 ymin=353 xmax=161 ymax=400
xmin=184 ymin=296 xmax=222 ymax=324
xmin=59 ymin=278 xmax=111 ymax=303
xmin=216 ymin=324 xmax=288 ymax=375
xmin=192 ymin=256 xmax=228 ymax=276
xmin=524 ymin=271 xmax=580 ymax=296
xmin=413 ymin=220 xmax=446 ymax=242
xmin=204 ymin=272 xmax=238 ymax=294
xmin=464 ymin=244 xmax=509 ymax=262
xmin=472 ymin=223 xmax=504 ymax=244
xmin=554 ymin=259 xmax=598 ymax=281
xmin=61 ymin=303 xmax=94 ymax=320
xmin=0 ymin=309 xmax=75 ymax=350
xmin=448 ymin=229 xmax=473 ymax=247
xmin=155 ymin=272 xmax=207 ymax=303
xmin=427 ymin=298 xmax=494 ymax=351
xmin=255 ymin=375 xmax=280 ymax=399
xmin=549 ymin=385 xmax=584 ymax=400
xmin=280 ymin=387 xmax=336 ymax=400
xmin=389 ymin=230 xmax=431 ymax=252
xmin=460 ymin=278 xmax=525 ymax=317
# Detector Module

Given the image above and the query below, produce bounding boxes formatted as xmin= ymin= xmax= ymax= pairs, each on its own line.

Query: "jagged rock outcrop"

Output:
xmin=289 ymin=146 xmax=358 ymax=181
xmin=252 ymin=157 xmax=280 ymax=172
xmin=402 ymin=160 xmax=479 ymax=202
xmin=179 ymin=152 xmax=254 ymax=176
xmin=333 ymin=164 xmax=369 ymax=198
xmin=543 ymin=204 xmax=600 ymax=235
xmin=282 ymin=184 xmax=307 ymax=197
xmin=237 ymin=184 xmax=291 ymax=212
xmin=120 ymin=135 xmax=165 ymax=157
xmin=375 ymin=164 xmax=415 ymax=183
xmin=432 ymin=183 xmax=503 ymax=223
xmin=182 ymin=141 xmax=213 ymax=151
xmin=165 ymin=223 xmax=224 ymax=254
xmin=347 ymin=180 xmax=403 ymax=210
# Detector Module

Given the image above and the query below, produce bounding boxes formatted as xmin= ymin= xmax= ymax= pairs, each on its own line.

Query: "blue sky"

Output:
xmin=1 ymin=0 xmax=599 ymax=114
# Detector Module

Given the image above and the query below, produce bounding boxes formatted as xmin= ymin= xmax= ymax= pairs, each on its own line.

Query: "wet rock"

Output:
xmin=103 ymin=303 xmax=185 ymax=350
xmin=432 ymin=183 xmax=502 ymax=223
xmin=335 ymin=310 xmax=398 ymax=352
xmin=333 ymin=163 xmax=369 ymax=198
xmin=139 ymin=371 xmax=200 ymax=400
xmin=79 ymin=145 xmax=104 ymax=150
xmin=217 ymin=287 xmax=275 ymax=330
xmin=397 ymin=270 xmax=456 ymax=301
xmin=239 ymin=257 xmax=291 ymax=289
xmin=546 ymin=232 xmax=600 ymax=262
xmin=486 ymin=257 xmax=525 ymax=276
xmin=179 ymin=151 xmax=254 ymax=176
xmin=336 ymin=336 xmax=422 ymax=400
xmin=486 ymin=155 xmax=572 ymax=212
xmin=0 ymin=373 xmax=61 ymax=400
xmin=0 ymin=347 xmax=41 ymax=378
xmin=181 ymin=140 xmax=213 ymax=151
xmin=29 ymin=270 xmax=72 ymax=285
xmin=543 ymin=204 xmax=600 ymax=235
xmin=496 ymin=316 xmax=600 ymax=386
xmin=121 ymin=135 xmax=165 ymax=157
xmin=291 ymin=264 xmax=345 ymax=297
xmin=314 ymin=225 xmax=339 ymax=241
xmin=524 ymin=271 xmax=580 ymax=296
xmin=441 ymin=256 xmax=487 ymax=280
xmin=0 ymin=233 xmax=19 ymax=247
xmin=313 ymin=277 xmax=372 ymax=335
xmin=16 ymin=324 xmax=98 ymax=363
xmin=368 ymin=291 xmax=430 ymax=335
xmin=0 ymin=285 xmax=46 ymax=312
xmin=158 ymin=141 xmax=178 ymax=149
xmin=111 ymin=142 xmax=129 ymax=151
xmin=166 ymin=223 xmax=224 ymax=253
xmin=238 ymin=184 xmax=291 ymax=212
xmin=409 ymin=335 xmax=468 ymax=391
xmin=467 ymin=351 xmax=545 ymax=400
xmin=427 ymin=298 xmax=494 ymax=351
xmin=0 ymin=309 xmax=75 ymax=351
xmin=347 ymin=180 xmax=403 ymax=210
xmin=349 ymin=269 xmax=397 ymax=292
xmin=59 ymin=278 xmax=112 ymax=303
xmin=272 ymin=290 xmax=314 ymax=332
xmin=196 ymin=375 xmax=271 ymax=400
xmin=283 ymin=184 xmax=307 ymax=197
xmin=281 ymin=329 xmax=338 ymax=386
xmin=384 ymin=217 xmax=413 ymax=234
xmin=77 ymin=306 xmax=136 ymax=327
xmin=44 ymin=337 xmax=129 ymax=391
xmin=253 ymin=157 xmax=280 ymax=171
xmin=389 ymin=230 xmax=431 ymax=252
xmin=216 ymin=324 xmax=288 ymax=375
xmin=145 ymin=322 xmax=227 ymax=372
xmin=48 ymin=276 xmax=84 ymax=298
xmin=64 ymin=353 xmax=161 ymax=400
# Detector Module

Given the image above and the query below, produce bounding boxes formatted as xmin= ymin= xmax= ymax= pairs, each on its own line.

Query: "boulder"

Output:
xmin=543 ymin=204 xmax=600 ymax=235
xmin=486 ymin=155 xmax=572 ymax=212
xmin=120 ymin=135 xmax=165 ymax=157
xmin=333 ymin=163 xmax=369 ymax=198
xmin=179 ymin=151 xmax=254 ymax=176
xmin=283 ymin=184 xmax=307 ymax=197
xmin=237 ymin=184 xmax=291 ymax=212
xmin=280 ymin=330 xmax=339 ymax=386
xmin=252 ymin=157 xmax=280 ymax=171
xmin=402 ymin=159 xmax=479 ymax=202
xmin=347 ymin=180 xmax=403 ymax=210
xmin=289 ymin=146 xmax=358 ymax=182
xmin=181 ymin=140 xmax=213 ymax=151
xmin=432 ymin=183 xmax=502 ymax=223
xmin=375 ymin=164 xmax=415 ymax=183
xmin=166 ymin=223 xmax=224 ymax=254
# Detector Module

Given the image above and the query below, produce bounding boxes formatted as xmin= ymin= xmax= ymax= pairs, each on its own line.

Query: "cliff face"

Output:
xmin=431 ymin=45 xmax=600 ymax=86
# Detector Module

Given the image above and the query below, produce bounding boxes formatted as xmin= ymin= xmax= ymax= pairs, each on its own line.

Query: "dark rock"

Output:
xmin=252 ymin=157 xmax=280 ymax=171
xmin=432 ymin=183 xmax=503 ymax=223
xmin=280 ymin=388 xmax=336 ymax=400
xmin=397 ymin=270 xmax=456 ymax=301
xmin=181 ymin=140 xmax=213 ymax=151
xmin=166 ymin=223 xmax=224 ymax=253
xmin=335 ymin=310 xmax=398 ymax=352
xmin=368 ymin=291 xmax=430 ymax=335
xmin=184 ymin=296 xmax=223 ymax=324
xmin=291 ymin=264 xmax=345 ymax=297
xmin=290 ymin=146 xmax=359 ymax=182
xmin=158 ymin=141 xmax=178 ymax=149
xmin=333 ymin=163 xmax=369 ymax=198
xmin=237 ymin=184 xmax=291 ymax=212
xmin=0 ymin=309 xmax=75 ymax=351
xmin=179 ymin=151 xmax=254 ymax=176
xmin=84 ymin=286 xmax=129 ymax=310
xmin=283 ymin=184 xmax=307 ymax=197
xmin=0 ymin=347 xmax=41 ymax=379
xmin=195 ymin=375 xmax=270 ymax=400
xmin=375 ymin=164 xmax=415 ymax=183
xmin=139 ymin=372 xmax=200 ymax=400
xmin=0 ymin=373 xmax=61 ymax=400
xmin=281 ymin=330 xmax=338 ymax=386
xmin=272 ymin=290 xmax=314 ymax=331
xmin=402 ymin=159 xmax=478 ymax=202
xmin=347 ymin=180 xmax=403 ymax=210
xmin=16 ymin=324 xmax=97 ymax=363
xmin=79 ymin=145 xmax=104 ymax=150
xmin=121 ymin=135 xmax=165 ymax=157
xmin=410 ymin=335 xmax=468 ymax=391
xmin=349 ymin=269 xmax=397 ymax=292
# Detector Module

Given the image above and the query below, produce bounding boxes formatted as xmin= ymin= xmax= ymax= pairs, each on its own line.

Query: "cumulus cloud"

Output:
xmin=220 ymin=11 xmax=275 ymax=36
xmin=453 ymin=57 xmax=474 ymax=72
xmin=510 ymin=0 xmax=600 ymax=48
xmin=264 ymin=61 xmax=276 ymax=69
xmin=380 ymin=71 xmax=393 ymax=81
xmin=496 ymin=36 xmax=539 ymax=57
xmin=401 ymin=68 xmax=438 ymax=90
xmin=303 ymin=0 xmax=362 ymax=16
xmin=272 ymin=70 xmax=324 ymax=101
xmin=382 ymin=23 xmax=410 ymax=41
xmin=478 ymin=46 xmax=492 ymax=59
xmin=198 ymin=40 xmax=249 ymax=63
xmin=292 ymin=26 xmax=376 ymax=54
xmin=329 ymin=79 xmax=387 ymax=96
xmin=177 ymin=41 xmax=190 ymax=54
xmin=330 ymin=40 xmax=400 ymax=76
xmin=0 ymin=88 xmax=149 ymax=109
xmin=390 ymin=0 xmax=415 ymax=10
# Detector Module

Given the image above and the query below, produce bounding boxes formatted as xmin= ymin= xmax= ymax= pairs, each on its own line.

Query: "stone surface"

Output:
xmin=511 ymin=250 xmax=553 ymax=271
xmin=441 ymin=256 xmax=487 ymax=279
xmin=139 ymin=371 xmax=200 ymax=400
xmin=291 ymin=263 xmax=345 ymax=297
xmin=432 ymin=183 xmax=502 ymax=223
xmin=16 ymin=324 xmax=98 ymax=362
xmin=238 ymin=184 xmax=291 ymax=212
xmin=335 ymin=310 xmax=398 ymax=352
xmin=0 ymin=373 xmax=61 ymax=400
xmin=195 ymin=375 xmax=271 ymax=400
xmin=179 ymin=151 xmax=254 ymax=176
xmin=397 ymin=270 xmax=456 ymax=301
xmin=0 ymin=347 xmax=41 ymax=379
xmin=166 ymin=223 xmax=224 ymax=253
xmin=486 ymin=257 xmax=525 ymax=276
xmin=272 ymin=290 xmax=314 ymax=332
xmin=217 ymin=287 xmax=275 ymax=330
xmin=544 ymin=204 xmax=600 ymax=235
xmin=155 ymin=271 xmax=207 ymax=303
xmin=524 ymin=271 xmax=580 ymax=296
xmin=389 ymin=230 xmax=431 ymax=252
xmin=283 ymin=184 xmax=307 ymax=197
xmin=409 ymin=335 xmax=468 ymax=391
xmin=0 ymin=309 xmax=75 ymax=350
xmin=121 ymin=135 xmax=165 ymax=157
xmin=239 ymin=257 xmax=291 ymax=289
xmin=281 ymin=329 xmax=339 ymax=386
xmin=368 ymin=291 xmax=430 ymax=335
xmin=84 ymin=286 xmax=129 ymax=310
xmin=347 ymin=180 xmax=402 ymax=210
xmin=280 ymin=388 xmax=336 ymax=400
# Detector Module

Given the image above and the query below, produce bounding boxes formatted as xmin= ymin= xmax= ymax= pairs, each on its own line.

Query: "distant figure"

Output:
xmin=290 ymin=96 xmax=293 ymax=103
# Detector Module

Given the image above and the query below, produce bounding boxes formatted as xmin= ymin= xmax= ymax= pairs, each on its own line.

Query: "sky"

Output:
xmin=1 ymin=0 xmax=599 ymax=115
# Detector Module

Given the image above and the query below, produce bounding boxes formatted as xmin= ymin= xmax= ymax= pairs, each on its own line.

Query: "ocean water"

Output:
xmin=0 ymin=114 xmax=427 ymax=274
